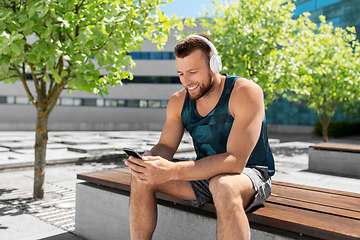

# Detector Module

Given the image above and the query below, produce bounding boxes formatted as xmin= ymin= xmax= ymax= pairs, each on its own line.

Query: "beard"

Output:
xmin=187 ymin=72 xmax=214 ymax=100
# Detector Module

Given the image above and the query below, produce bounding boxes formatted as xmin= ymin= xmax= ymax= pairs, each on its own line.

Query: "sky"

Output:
xmin=159 ymin=0 xmax=219 ymax=18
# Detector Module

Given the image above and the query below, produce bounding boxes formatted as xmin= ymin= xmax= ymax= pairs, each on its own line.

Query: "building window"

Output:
xmin=81 ymin=98 xmax=97 ymax=106
xmin=130 ymin=52 xmax=141 ymax=59
xmin=149 ymin=100 xmax=161 ymax=108
xmin=140 ymin=100 xmax=148 ymax=108
xmin=0 ymin=96 xmax=6 ymax=104
xmin=96 ymin=99 xmax=104 ymax=106
xmin=326 ymin=17 xmax=341 ymax=25
xmin=294 ymin=0 xmax=316 ymax=16
xmin=294 ymin=0 xmax=341 ymax=17
xmin=105 ymin=99 xmax=117 ymax=107
xmin=317 ymin=0 xmax=341 ymax=9
xmin=140 ymin=52 xmax=149 ymax=59
xmin=15 ymin=96 xmax=29 ymax=104
xmin=316 ymin=17 xmax=341 ymax=27
xmin=161 ymin=100 xmax=168 ymax=108
xmin=149 ymin=52 xmax=162 ymax=59
xmin=7 ymin=96 xmax=15 ymax=104
xmin=117 ymin=100 xmax=126 ymax=106
xmin=127 ymin=100 xmax=140 ymax=108
xmin=74 ymin=99 xmax=82 ymax=106
xmin=128 ymin=52 xmax=175 ymax=60
xmin=61 ymin=98 xmax=73 ymax=106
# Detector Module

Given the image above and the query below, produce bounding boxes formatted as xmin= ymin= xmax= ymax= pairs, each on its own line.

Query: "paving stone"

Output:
xmin=67 ymin=144 xmax=117 ymax=154
xmin=0 ymin=158 xmax=34 ymax=169
xmin=47 ymin=143 xmax=73 ymax=149
xmin=46 ymin=149 xmax=89 ymax=160
xmin=100 ymin=139 xmax=144 ymax=145
xmin=272 ymin=141 xmax=315 ymax=148
xmin=0 ymin=152 xmax=10 ymax=161
xmin=0 ymin=141 xmax=36 ymax=150
xmin=0 ymin=135 xmax=35 ymax=143
xmin=0 ymin=151 xmax=33 ymax=161
xmin=0 ymin=147 xmax=9 ymax=152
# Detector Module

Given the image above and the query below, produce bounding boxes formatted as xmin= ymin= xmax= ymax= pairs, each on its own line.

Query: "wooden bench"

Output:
xmin=309 ymin=142 xmax=360 ymax=177
xmin=75 ymin=167 xmax=360 ymax=240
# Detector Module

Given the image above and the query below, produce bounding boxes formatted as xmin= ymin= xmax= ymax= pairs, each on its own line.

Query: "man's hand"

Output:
xmin=125 ymin=154 xmax=175 ymax=185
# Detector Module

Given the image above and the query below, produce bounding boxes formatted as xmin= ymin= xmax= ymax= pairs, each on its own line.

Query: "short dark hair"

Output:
xmin=174 ymin=33 xmax=214 ymax=65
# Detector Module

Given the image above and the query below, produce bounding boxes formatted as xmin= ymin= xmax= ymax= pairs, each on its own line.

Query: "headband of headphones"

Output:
xmin=184 ymin=34 xmax=222 ymax=74
xmin=185 ymin=34 xmax=219 ymax=55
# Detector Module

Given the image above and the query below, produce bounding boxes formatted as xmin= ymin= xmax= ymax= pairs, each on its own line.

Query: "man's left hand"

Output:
xmin=125 ymin=155 xmax=175 ymax=185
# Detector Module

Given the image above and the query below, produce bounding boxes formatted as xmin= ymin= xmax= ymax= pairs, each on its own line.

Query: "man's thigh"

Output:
xmin=156 ymin=180 xmax=197 ymax=201
xmin=183 ymin=167 xmax=271 ymax=210
xmin=181 ymin=173 xmax=256 ymax=208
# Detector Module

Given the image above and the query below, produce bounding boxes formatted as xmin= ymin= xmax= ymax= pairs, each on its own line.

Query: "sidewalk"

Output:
xmin=1 ymin=131 xmax=360 ymax=240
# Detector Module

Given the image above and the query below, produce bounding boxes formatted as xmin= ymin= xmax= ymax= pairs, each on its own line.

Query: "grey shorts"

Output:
xmin=184 ymin=166 xmax=272 ymax=212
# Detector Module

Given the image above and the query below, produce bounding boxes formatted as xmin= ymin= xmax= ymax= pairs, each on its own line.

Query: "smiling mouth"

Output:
xmin=188 ymin=85 xmax=198 ymax=91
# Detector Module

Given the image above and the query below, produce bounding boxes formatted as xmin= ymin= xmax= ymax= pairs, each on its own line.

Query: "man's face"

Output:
xmin=176 ymin=49 xmax=213 ymax=100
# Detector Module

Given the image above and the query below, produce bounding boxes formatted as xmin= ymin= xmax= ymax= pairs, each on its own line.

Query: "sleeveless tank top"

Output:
xmin=181 ymin=74 xmax=275 ymax=176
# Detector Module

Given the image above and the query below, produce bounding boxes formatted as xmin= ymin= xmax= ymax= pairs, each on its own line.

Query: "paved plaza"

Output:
xmin=0 ymin=131 xmax=195 ymax=171
xmin=1 ymin=131 xmax=360 ymax=240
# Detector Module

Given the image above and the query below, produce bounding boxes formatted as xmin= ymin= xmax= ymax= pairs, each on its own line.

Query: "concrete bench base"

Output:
xmin=75 ymin=182 xmax=300 ymax=240
xmin=309 ymin=143 xmax=360 ymax=177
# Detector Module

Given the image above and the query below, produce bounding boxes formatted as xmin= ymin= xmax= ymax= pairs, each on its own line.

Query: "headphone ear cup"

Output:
xmin=210 ymin=55 xmax=222 ymax=73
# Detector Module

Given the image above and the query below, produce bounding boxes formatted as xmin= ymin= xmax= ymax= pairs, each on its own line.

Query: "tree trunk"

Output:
xmin=322 ymin=123 xmax=328 ymax=142
xmin=33 ymin=109 xmax=49 ymax=199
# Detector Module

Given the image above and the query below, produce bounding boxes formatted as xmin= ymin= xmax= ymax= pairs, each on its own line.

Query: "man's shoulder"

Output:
xmin=229 ymin=77 xmax=264 ymax=115
xmin=232 ymin=77 xmax=263 ymax=96
xmin=166 ymin=89 xmax=187 ymax=116
xmin=169 ymin=88 xmax=186 ymax=103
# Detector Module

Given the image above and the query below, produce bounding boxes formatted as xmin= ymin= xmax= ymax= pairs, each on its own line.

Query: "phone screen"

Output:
xmin=123 ymin=148 xmax=142 ymax=159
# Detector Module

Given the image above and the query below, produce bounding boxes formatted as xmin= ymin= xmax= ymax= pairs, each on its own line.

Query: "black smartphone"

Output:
xmin=123 ymin=148 xmax=142 ymax=159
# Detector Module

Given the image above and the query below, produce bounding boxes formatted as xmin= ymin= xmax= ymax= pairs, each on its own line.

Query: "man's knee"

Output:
xmin=209 ymin=174 xmax=256 ymax=211
xmin=130 ymin=174 xmax=158 ymax=193
xmin=209 ymin=175 xmax=242 ymax=206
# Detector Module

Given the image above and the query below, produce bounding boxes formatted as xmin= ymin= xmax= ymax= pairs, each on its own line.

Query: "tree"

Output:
xmin=283 ymin=13 xmax=360 ymax=142
xmin=200 ymin=0 xmax=297 ymax=107
xmin=0 ymin=0 xmax=188 ymax=198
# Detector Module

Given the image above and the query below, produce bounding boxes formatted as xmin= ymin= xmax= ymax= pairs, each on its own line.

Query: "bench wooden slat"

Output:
xmin=310 ymin=142 xmax=360 ymax=153
xmin=77 ymin=168 xmax=360 ymax=239
xmin=273 ymin=181 xmax=360 ymax=198
xmin=271 ymin=184 xmax=360 ymax=216
xmin=78 ymin=168 xmax=131 ymax=191
xmin=266 ymin=195 xmax=360 ymax=220
xmin=248 ymin=202 xmax=360 ymax=240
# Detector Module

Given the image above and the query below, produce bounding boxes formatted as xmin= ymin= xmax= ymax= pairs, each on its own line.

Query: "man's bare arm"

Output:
xmin=150 ymin=90 xmax=186 ymax=160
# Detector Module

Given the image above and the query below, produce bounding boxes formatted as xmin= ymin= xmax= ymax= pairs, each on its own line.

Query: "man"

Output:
xmin=125 ymin=33 xmax=275 ymax=240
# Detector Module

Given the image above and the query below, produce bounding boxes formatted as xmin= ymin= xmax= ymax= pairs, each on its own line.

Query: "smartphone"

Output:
xmin=123 ymin=148 xmax=142 ymax=159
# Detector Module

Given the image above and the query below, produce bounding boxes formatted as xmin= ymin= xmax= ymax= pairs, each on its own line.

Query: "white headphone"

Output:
xmin=185 ymin=34 xmax=222 ymax=74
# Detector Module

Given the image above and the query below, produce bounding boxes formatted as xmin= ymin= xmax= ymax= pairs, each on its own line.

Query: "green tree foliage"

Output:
xmin=283 ymin=13 xmax=360 ymax=142
xmin=0 ymin=0 xmax=187 ymax=198
xmin=201 ymin=0 xmax=297 ymax=107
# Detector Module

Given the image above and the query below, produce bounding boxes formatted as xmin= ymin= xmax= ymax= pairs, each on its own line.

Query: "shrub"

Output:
xmin=314 ymin=121 xmax=360 ymax=137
